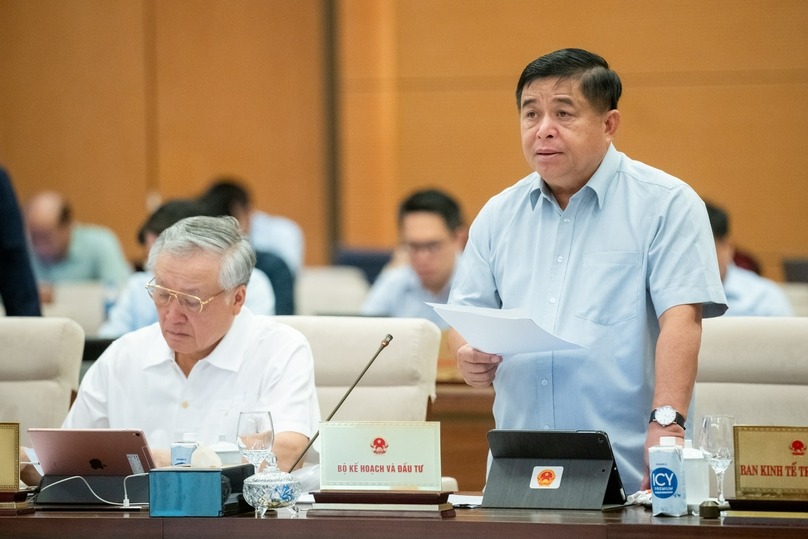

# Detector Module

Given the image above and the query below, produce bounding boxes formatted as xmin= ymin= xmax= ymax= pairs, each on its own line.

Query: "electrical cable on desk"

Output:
xmin=36 ymin=473 xmax=150 ymax=508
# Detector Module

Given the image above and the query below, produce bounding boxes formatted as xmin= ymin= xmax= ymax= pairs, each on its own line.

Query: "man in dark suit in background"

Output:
xmin=0 ymin=166 xmax=41 ymax=316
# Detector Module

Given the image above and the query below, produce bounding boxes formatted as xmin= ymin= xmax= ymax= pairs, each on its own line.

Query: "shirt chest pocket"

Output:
xmin=574 ymin=251 xmax=643 ymax=326
xmin=208 ymin=398 xmax=247 ymax=440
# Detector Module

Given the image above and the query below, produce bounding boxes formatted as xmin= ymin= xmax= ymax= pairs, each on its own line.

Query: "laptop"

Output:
xmin=482 ymin=429 xmax=627 ymax=510
xmin=28 ymin=428 xmax=155 ymax=507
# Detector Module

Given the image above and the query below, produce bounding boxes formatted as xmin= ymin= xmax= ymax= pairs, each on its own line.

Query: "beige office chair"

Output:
xmin=694 ymin=316 xmax=808 ymax=497
xmin=293 ymin=266 xmax=370 ymax=315
xmin=274 ymin=315 xmax=458 ymax=490
xmin=780 ymin=282 xmax=808 ymax=316
xmin=0 ymin=317 xmax=84 ymax=446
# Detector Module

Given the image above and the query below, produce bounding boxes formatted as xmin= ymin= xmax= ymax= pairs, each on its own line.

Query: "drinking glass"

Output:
xmin=699 ymin=415 xmax=735 ymax=504
xmin=237 ymin=411 xmax=274 ymax=476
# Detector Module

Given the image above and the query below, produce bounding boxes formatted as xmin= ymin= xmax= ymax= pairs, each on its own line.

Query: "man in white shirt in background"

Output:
xmin=706 ymin=200 xmax=793 ymax=316
xmin=361 ymin=188 xmax=466 ymax=329
xmin=64 ymin=216 xmax=319 ymax=472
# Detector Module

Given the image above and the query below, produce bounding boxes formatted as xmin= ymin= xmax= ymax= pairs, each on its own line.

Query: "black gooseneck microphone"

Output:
xmin=287 ymin=333 xmax=394 ymax=472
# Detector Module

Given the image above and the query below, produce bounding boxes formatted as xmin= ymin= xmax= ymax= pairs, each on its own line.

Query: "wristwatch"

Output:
xmin=649 ymin=405 xmax=686 ymax=429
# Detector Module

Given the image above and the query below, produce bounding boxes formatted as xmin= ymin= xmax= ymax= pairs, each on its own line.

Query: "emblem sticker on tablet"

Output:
xmin=530 ymin=466 xmax=564 ymax=489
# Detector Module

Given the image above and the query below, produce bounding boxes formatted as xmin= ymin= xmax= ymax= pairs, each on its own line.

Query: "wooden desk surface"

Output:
xmin=4 ymin=505 xmax=807 ymax=538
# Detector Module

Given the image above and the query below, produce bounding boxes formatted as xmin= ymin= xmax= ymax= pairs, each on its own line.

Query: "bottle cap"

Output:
xmin=182 ymin=432 xmax=197 ymax=442
xmin=660 ymin=436 xmax=679 ymax=446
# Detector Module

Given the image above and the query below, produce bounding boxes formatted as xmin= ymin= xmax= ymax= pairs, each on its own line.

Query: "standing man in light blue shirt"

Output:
xmin=362 ymin=189 xmax=466 ymax=329
xmin=448 ymin=48 xmax=727 ymax=493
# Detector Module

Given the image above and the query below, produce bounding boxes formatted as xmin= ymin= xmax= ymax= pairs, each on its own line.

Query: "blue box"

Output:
xmin=149 ymin=468 xmax=228 ymax=517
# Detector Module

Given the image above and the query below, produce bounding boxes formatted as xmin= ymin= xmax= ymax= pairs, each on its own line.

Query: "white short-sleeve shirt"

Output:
xmin=64 ymin=308 xmax=320 ymax=456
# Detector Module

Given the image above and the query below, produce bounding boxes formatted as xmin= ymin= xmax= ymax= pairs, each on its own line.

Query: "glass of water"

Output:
xmin=699 ymin=415 xmax=735 ymax=504
xmin=236 ymin=411 xmax=274 ymax=476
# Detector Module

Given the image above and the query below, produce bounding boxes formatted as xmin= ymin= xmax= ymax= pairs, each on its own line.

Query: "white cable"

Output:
xmin=37 ymin=474 xmax=149 ymax=507
xmin=123 ymin=473 xmax=149 ymax=507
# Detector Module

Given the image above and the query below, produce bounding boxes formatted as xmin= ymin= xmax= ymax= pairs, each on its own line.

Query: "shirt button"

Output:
xmin=181 ymin=401 xmax=189 ymax=409
xmin=549 ymin=297 xmax=557 ymax=304
xmin=541 ymin=379 xmax=548 ymax=386
xmin=543 ymin=425 xmax=551 ymax=430
xmin=563 ymin=218 xmax=571 ymax=223
xmin=556 ymin=256 xmax=564 ymax=263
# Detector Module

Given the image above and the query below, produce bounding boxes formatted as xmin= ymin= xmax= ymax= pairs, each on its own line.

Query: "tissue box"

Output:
xmin=149 ymin=464 xmax=251 ymax=517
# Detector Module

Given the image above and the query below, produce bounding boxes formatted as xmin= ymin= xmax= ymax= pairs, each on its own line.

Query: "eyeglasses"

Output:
xmin=403 ymin=239 xmax=449 ymax=255
xmin=145 ymin=278 xmax=225 ymax=314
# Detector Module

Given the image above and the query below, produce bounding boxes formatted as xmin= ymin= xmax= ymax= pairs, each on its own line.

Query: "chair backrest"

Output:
xmin=273 ymin=316 xmax=440 ymax=422
xmin=783 ymin=258 xmax=808 ymax=283
xmin=41 ymin=281 xmax=106 ymax=337
xmin=333 ymin=247 xmax=393 ymax=284
xmin=780 ymin=282 xmax=808 ymax=316
xmin=694 ymin=316 xmax=808 ymax=496
xmin=0 ymin=317 xmax=84 ymax=445
xmin=294 ymin=266 xmax=370 ymax=315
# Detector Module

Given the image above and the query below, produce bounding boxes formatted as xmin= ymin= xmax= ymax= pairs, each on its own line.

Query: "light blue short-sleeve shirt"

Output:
xmin=723 ymin=264 xmax=793 ymax=317
xmin=361 ymin=263 xmax=456 ymax=330
xmin=449 ymin=145 xmax=727 ymax=492
xmin=31 ymin=223 xmax=132 ymax=287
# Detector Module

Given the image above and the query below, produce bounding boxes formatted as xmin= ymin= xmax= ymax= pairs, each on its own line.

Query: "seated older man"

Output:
xmin=57 ymin=215 xmax=319 ymax=474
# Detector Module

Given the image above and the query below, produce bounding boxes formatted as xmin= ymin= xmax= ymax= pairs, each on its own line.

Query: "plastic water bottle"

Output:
xmin=102 ymin=280 xmax=119 ymax=320
xmin=170 ymin=432 xmax=199 ymax=466
xmin=683 ymin=439 xmax=710 ymax=515
xmin=650 ymin=436 xmax=688 ymax=516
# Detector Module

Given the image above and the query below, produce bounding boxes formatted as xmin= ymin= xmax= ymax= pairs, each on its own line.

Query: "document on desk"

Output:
xmin=428 ymin=303 xmax=584 ymax=355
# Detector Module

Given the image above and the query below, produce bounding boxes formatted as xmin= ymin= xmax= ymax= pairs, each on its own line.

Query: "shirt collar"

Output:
xmin=204 ymin=307 xmax=253 ymax=372
xmin=529 ymin=143 xmax=620 ymax=210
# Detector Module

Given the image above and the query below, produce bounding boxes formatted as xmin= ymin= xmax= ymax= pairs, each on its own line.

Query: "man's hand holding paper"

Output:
xmin=452 ymin=338 xmax=502 ymax=388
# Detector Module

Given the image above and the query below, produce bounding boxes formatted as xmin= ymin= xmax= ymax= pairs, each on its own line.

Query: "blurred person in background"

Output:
xmin=24 ymin=191 xmax=131 ymax=303
xmin=200 ymin=178 xmax=296 ymax=314
xmin=361 ymin=188 xmax=466 ymax=329
xmin=706 ymin=200 xmax=793 ymax=316
xmin=200 ymin=177 xmax=304 ymax=276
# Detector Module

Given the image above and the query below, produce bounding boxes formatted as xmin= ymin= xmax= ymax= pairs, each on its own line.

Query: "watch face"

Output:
xmin=656 ymin=406 xmax=676 ymax=425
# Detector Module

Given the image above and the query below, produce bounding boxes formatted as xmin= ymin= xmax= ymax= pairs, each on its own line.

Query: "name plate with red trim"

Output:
xmin=319 ymin=421 xmax=441 ymax=491
xmin=734 ymin=425 xmax=808 ymax=498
